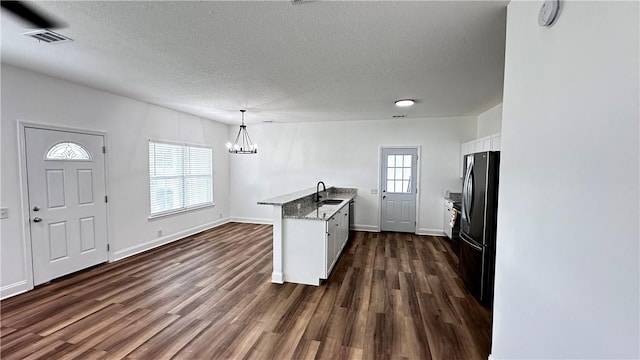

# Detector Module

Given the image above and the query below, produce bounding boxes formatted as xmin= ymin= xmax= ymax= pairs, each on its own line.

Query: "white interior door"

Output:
xmin=380 ymin=147 xmax=418 ymax=233
xmin=25 ymin=127 xmax=109 ymax=285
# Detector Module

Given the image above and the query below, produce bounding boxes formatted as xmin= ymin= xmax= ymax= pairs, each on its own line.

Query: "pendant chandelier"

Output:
xmin=226 ymin=110 xmax=257 ymax=154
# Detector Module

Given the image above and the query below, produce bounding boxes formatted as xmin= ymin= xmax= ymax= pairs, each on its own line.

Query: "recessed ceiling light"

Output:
xmin=395 ymin=99 xmax=415 ymax=107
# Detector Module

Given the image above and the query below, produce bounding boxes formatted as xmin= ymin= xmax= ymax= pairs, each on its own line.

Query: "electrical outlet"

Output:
xmin=0 ymin=208 xmax=7 ymax=219
xmin=157 ymin=229 xmax=163 ymax=237
xmin=370 ymin=189 xmax=378 ymax=195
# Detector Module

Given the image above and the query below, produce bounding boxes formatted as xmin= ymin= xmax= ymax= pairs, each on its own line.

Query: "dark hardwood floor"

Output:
xmin=0 ymin=223 xmax=491 ymax=360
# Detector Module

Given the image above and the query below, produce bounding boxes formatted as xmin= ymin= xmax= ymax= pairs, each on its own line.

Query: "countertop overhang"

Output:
xmin=258 ymin=187 xmax=321 ymax=206
xmin=258 ymin=186 xmax=357 ymax=221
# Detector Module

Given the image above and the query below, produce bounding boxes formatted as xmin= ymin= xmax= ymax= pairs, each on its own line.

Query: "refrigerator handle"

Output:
xmin=467 ymin=167 xmax=474 ymax=220
xmin=460 ymin=232 xmax=483 ymax=251
xmin=463 ymin=159 xmax=474 ymax=222
xmin=462 ymin=160 xmax=470 ymax=216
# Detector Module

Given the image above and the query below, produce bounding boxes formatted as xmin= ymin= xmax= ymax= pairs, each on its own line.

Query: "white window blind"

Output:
xmin=149 ymin=141 xmax=213 ymax=216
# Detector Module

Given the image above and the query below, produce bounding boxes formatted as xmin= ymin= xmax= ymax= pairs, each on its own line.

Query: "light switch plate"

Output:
xmin=370 ymin=189 xmax=378 ymax=195
xmin=0 ymin=207 xmax=8 ymax=219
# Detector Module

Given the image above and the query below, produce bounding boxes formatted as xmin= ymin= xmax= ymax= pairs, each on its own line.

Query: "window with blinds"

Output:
xmin=149 ymin=141 xmax=213 ymax=216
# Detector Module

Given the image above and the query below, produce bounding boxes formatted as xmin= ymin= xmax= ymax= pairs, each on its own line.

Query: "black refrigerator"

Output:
xmin=460 ymin=151 xmax=500 ymax=307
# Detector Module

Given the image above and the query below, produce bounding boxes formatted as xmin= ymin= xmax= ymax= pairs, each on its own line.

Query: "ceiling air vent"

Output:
xmin=23 ymin=29 xmax=72 ymax=44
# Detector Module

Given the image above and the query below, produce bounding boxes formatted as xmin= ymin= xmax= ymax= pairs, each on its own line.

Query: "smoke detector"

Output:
xmin=23 ymin=29 xmax=72 ymax=43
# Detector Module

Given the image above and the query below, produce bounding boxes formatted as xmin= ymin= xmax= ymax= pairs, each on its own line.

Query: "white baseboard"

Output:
xmin=417 ymin=228 xmax=447 ymax=236
xmin=0 ymin=280 xmax=30 ymax=300
xmin=487 ymin=354 xmax=495 ymax=360
xmin=271 ymin=272 xmax=284 ymax=283
xmin=229 ymin=217 xmax=272 ymax=225
xmin=353 ymin=224 xmax=378 ymax=232
xmin=111 ymin=217 xmax=230 ymax=262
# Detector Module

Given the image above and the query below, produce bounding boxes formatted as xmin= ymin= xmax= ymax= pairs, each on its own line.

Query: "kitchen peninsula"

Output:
xmin=258 ymin=186 xmax=357 ymax=285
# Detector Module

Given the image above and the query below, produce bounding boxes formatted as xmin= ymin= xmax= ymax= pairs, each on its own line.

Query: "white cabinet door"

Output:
xmin=491 ymin=133 xmax=501 ymax=151
xmin=329 ymin=210 xmax=347 ymax=273
xmin=333 ymin=211 xmax=342 ymax=260
xmin=336 ymin=206 xmax=348 ymax=252
xmin=443 ymin=203 xmax=451 ymax=238
xmin=342 ymin=206 xmax=350 ymax=249
xmin=482 ymin=136 xmax=492 ymax=151
xmin=473 ymin=139 xmax=483 ymax=153
xmin=326 ymin=218 xmax=336 ymax=276
xmin=462 ymin=141 xmax=474 ymax=155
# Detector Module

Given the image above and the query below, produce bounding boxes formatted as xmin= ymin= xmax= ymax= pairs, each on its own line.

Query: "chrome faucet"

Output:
xmin=315 ymin=181 xmax=326 ymax=202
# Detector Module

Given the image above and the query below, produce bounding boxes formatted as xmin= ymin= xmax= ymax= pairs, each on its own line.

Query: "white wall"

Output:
xmin=228 ymin=116 xmax=477 ymax=233
xmin=477 ymin=103 xmax=502 ymax=138
xmin=1 ymin=65 xmax=231 ymax=298
xmin=492 ymin=1 xmax=639 ymax=359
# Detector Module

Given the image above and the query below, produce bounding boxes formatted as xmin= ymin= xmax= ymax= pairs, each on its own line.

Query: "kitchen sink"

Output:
xmin=320 ymin=199 xmax=343 ymax=205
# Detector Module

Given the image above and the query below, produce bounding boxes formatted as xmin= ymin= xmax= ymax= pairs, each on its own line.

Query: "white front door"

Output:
xmin=25 ymin=127 xmax=109 ymax=285
xmin=380 ymin=147 xmax=418 ymax=233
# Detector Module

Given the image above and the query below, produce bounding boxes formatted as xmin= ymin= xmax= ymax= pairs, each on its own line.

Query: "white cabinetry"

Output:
xmin=326 ymin=206 xmax=350 ymax=276
xmin=491 ymin=133 xmax=501 ymax=151
xmin=443 ymin=200 xmax=454 ymax=238
xmin=461 ymin=141 xmax=474 ymax=156
xmin=283 ymin=202 xmax=350 ymax=286
xmin=459 ymin=132 xmax=501 ymax=177
xmin=326 ymin=216 xmax=337 ymax=274
xmin=482 ymin=136 xmax=492 ymax=151
xmin=475 ymin=137 xmax=486 ymax=152
xmin=474 ymin=135 xmax=493 ymax=152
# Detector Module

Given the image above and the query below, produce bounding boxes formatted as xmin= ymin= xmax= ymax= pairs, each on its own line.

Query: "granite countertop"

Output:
xmin=259 ymin=186 xmax=357 ymax=221
xmin=284 ymin=193 xmax=355 ymax=220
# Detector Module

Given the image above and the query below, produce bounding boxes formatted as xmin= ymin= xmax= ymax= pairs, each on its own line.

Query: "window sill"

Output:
xmin=148 ymin=203 xmax=215 ymax=221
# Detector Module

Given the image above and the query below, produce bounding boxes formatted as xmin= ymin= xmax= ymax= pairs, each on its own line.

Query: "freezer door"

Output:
xmin=459 ymin=234 xmax=484 ymax=302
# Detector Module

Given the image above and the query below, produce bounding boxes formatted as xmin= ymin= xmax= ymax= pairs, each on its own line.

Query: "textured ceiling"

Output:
xmin=1 ymin=1 xmax=507 ymax=125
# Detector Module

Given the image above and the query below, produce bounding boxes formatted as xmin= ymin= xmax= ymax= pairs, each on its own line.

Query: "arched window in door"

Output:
xmin=45 ymin=142 xmax=92 ymax=160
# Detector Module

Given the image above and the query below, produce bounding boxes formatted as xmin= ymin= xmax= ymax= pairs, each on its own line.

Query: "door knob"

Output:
xmin=33 ymin=217 xmax=42 ymax=223
xmin=32 ymin=206 xmax=40 ymax=211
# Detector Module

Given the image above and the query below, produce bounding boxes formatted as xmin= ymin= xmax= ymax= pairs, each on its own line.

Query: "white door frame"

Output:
xmin=17 ymin=121 xmax=111 ymax=291
xmin=377 ymin=145 xmax=421 ymax=233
